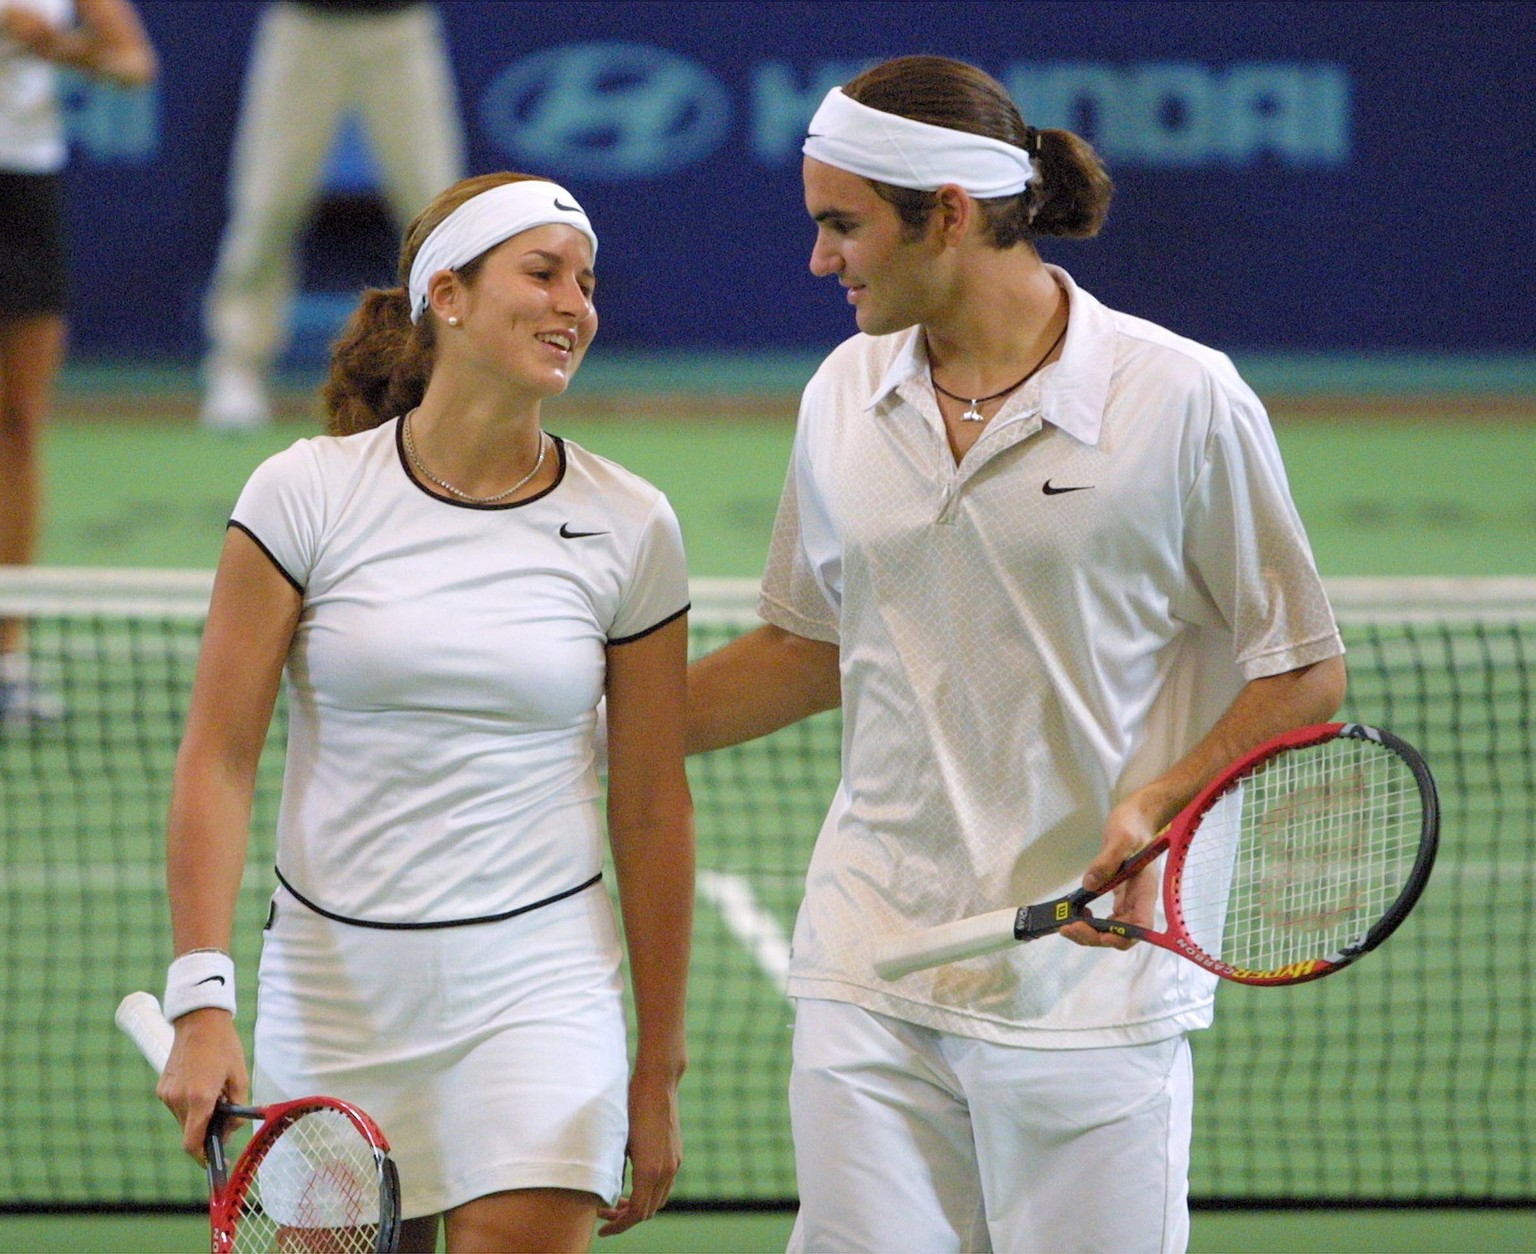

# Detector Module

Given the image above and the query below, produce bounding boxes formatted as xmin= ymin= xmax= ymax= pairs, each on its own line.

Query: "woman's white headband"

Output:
xmin=407 ymin=181 xmax=598 ymax=323
xmin=802 ymin=87 xmax=1035 ymax=198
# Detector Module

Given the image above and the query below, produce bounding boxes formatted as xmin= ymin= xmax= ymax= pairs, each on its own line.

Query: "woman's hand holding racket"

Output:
xmin=156 ymin=1007 xmax=250 ymax=1160
xmin=872 ymin=723 xmax=1439 ymax=987
xmin=117 ymin=992 xmax=401 ymax=1253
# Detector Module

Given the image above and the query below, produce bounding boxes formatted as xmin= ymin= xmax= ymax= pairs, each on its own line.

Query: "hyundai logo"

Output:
xmin=481 ymin=42 xmax=731 ymax=180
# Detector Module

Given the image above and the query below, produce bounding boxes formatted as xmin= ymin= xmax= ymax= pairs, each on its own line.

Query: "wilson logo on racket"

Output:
xmin=1255 ymin=766 xmax=1373 ymax=931
xmin=870 ymin=722 xmax=1439 ymax=989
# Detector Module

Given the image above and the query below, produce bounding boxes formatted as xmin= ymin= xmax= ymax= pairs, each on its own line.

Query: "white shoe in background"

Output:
xmin=199 ymin=363 xmax=273 ymax=432
xmin=0 ymin=652 xmax=64 ymax=728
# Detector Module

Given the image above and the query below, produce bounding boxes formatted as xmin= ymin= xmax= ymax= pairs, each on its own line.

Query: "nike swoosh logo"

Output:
xmin=1042 ymin=480 xmax=1093 ymax=495
xmin=559 ymin=523 xmax=608 ymax=539
xmin=195 ymin=975 xmax=227 ymax=986
xmin=554 ymin=198 xmax=581 ymax=212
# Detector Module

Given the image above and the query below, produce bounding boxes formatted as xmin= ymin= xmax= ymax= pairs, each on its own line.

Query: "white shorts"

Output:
xmin=253 ymin=881 xmax=628 ymax=1218
xmin=787 ymin=998 xmax=1193 ymax=1254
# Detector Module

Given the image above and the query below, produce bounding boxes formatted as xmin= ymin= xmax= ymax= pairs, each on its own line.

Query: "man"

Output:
xmin=686 ymin=56 xmax=1346 ymax=1253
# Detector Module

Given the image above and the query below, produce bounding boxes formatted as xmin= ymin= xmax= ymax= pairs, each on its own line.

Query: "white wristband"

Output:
xmin=163 ymin=949 xmax=236 ymax=1021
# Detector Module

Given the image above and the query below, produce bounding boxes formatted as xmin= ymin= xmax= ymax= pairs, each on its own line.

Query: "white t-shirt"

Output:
xmin=761 ymin=266 xmax=1344 ymax=1048
xmin=231 ymin=419 xmax=689 ymax=925
xmin=0 ymin=0 xmax=71 ymax=173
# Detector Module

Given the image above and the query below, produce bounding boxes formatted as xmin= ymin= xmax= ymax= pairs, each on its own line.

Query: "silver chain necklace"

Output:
xmin=402 ymin=409 xmax=548 ymax=505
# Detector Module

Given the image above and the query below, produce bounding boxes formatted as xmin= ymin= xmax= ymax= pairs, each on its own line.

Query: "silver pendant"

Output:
xmin=961 ymin=403 xmax=986 ymax=422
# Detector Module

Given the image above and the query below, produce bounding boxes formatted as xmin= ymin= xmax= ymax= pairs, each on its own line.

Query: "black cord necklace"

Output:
xmin=931 ymin=318 xmax=1069 ymax=422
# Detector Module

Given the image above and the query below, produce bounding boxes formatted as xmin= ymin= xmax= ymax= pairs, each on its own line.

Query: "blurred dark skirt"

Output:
xmin=0 ymin=171 xmax=68 ymax=317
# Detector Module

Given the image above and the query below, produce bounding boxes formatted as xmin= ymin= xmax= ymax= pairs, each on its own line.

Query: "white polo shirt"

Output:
xmin=761 ymin=265 xmax=1344 ymax=1047
xmin=231 ymin=419 xmax=689 ymax=926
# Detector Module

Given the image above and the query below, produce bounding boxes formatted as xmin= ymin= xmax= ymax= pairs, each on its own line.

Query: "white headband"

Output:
xmin=408 ymin=181 xmax=598 ymax=323
xmin=802 ymin=87 xmax=1035 ymax=198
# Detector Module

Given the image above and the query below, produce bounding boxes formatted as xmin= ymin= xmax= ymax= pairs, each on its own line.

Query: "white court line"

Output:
xmin=697 ymin=869 xmax=792 ymax=991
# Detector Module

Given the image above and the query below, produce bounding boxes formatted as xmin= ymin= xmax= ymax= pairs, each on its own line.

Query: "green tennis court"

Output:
xmin=2 ymin=360 xmax=1532 ymax=1251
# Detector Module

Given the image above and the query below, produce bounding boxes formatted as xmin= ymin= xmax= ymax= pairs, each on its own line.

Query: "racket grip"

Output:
xmin=871 ymin=907 xmax=1022 ymax=980
xmin=116 ymin=991 xmax=175 ymax=1076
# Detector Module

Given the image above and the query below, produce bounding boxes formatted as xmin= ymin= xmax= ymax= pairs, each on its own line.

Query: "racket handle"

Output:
xmin=871 ymin=907 xmax=1022 ymax=980
xmin=116 ymin=990 xmax=175 ymax=1076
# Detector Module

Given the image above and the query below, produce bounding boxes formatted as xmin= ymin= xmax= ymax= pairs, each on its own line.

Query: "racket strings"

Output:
xmin=1179 ymin=738 xmax=1423 ymax=976
xmin=230 ymin=1108 xmax=389 ymax=1253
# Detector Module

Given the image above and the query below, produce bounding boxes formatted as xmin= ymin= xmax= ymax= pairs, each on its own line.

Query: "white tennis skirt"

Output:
xmin=252 ymin=880 xmax=628 ymax=1218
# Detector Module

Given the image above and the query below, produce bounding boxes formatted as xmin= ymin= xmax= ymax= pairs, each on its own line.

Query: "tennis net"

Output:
xmin=1 ymin=570 xmax=1532 ymax=1208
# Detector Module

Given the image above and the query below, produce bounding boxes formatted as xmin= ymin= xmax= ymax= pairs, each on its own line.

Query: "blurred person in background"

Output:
xmin=0 ymin=0 xmax=156 ymax=725
xmin=198 ymin=0 xmax=463 ymax=432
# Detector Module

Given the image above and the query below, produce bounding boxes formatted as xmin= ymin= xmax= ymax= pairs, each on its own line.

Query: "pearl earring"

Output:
xmin=447 ymin=316 xmax=460 ymax=327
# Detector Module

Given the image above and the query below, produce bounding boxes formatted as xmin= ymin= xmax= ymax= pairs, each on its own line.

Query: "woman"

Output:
xmin=0 ymin=0 xmax=155 ymax=721
xmin=156 ymin=172 xmax=695 ymax=1252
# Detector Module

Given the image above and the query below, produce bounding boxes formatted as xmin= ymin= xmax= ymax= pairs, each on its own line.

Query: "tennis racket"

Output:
xmin=115 ymin=991 xmax=401 ymax=1253
xmin=871 ymin=722 xmax=1438 ymax=986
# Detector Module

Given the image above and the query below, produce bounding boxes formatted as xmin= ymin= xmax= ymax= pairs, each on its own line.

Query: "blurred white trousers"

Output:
xmin=203 ymin=1 xmax=464 ymax=376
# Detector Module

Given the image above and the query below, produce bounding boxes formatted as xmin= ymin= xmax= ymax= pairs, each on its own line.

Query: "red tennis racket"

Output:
xmin=115 ymin=991 xmax=401 ymax=1253
xmin=872 ymin=722 xmax=1438 ymax=986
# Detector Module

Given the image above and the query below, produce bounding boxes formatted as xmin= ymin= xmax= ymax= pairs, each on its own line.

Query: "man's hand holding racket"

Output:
xmin=872 ymin=723 xmax=1438 ymax=987
xmin=1059 ymin=794 xmax=1163 ymax=951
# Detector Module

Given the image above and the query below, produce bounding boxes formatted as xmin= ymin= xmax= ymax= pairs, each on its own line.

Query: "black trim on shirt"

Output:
xmin=393 ymin=417 xmax=567 ymax=510
xmin=227 ymin=520 xmax=305 ymax=595
xmin=609 ymin=602 xmax=690 ymax=646
xmin=273 ymin=866 xmax=604 ymax=930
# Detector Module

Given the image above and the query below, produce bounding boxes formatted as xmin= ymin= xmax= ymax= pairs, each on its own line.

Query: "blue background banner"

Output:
xmin=60 ymin=0 xmax=1534 ymax=362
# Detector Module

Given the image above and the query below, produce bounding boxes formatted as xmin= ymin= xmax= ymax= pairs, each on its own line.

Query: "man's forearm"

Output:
xmin=687 ymin=624 xmax=841 ymax=754
xmin=1134 ymin=653 xmax=1348 ymax=830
